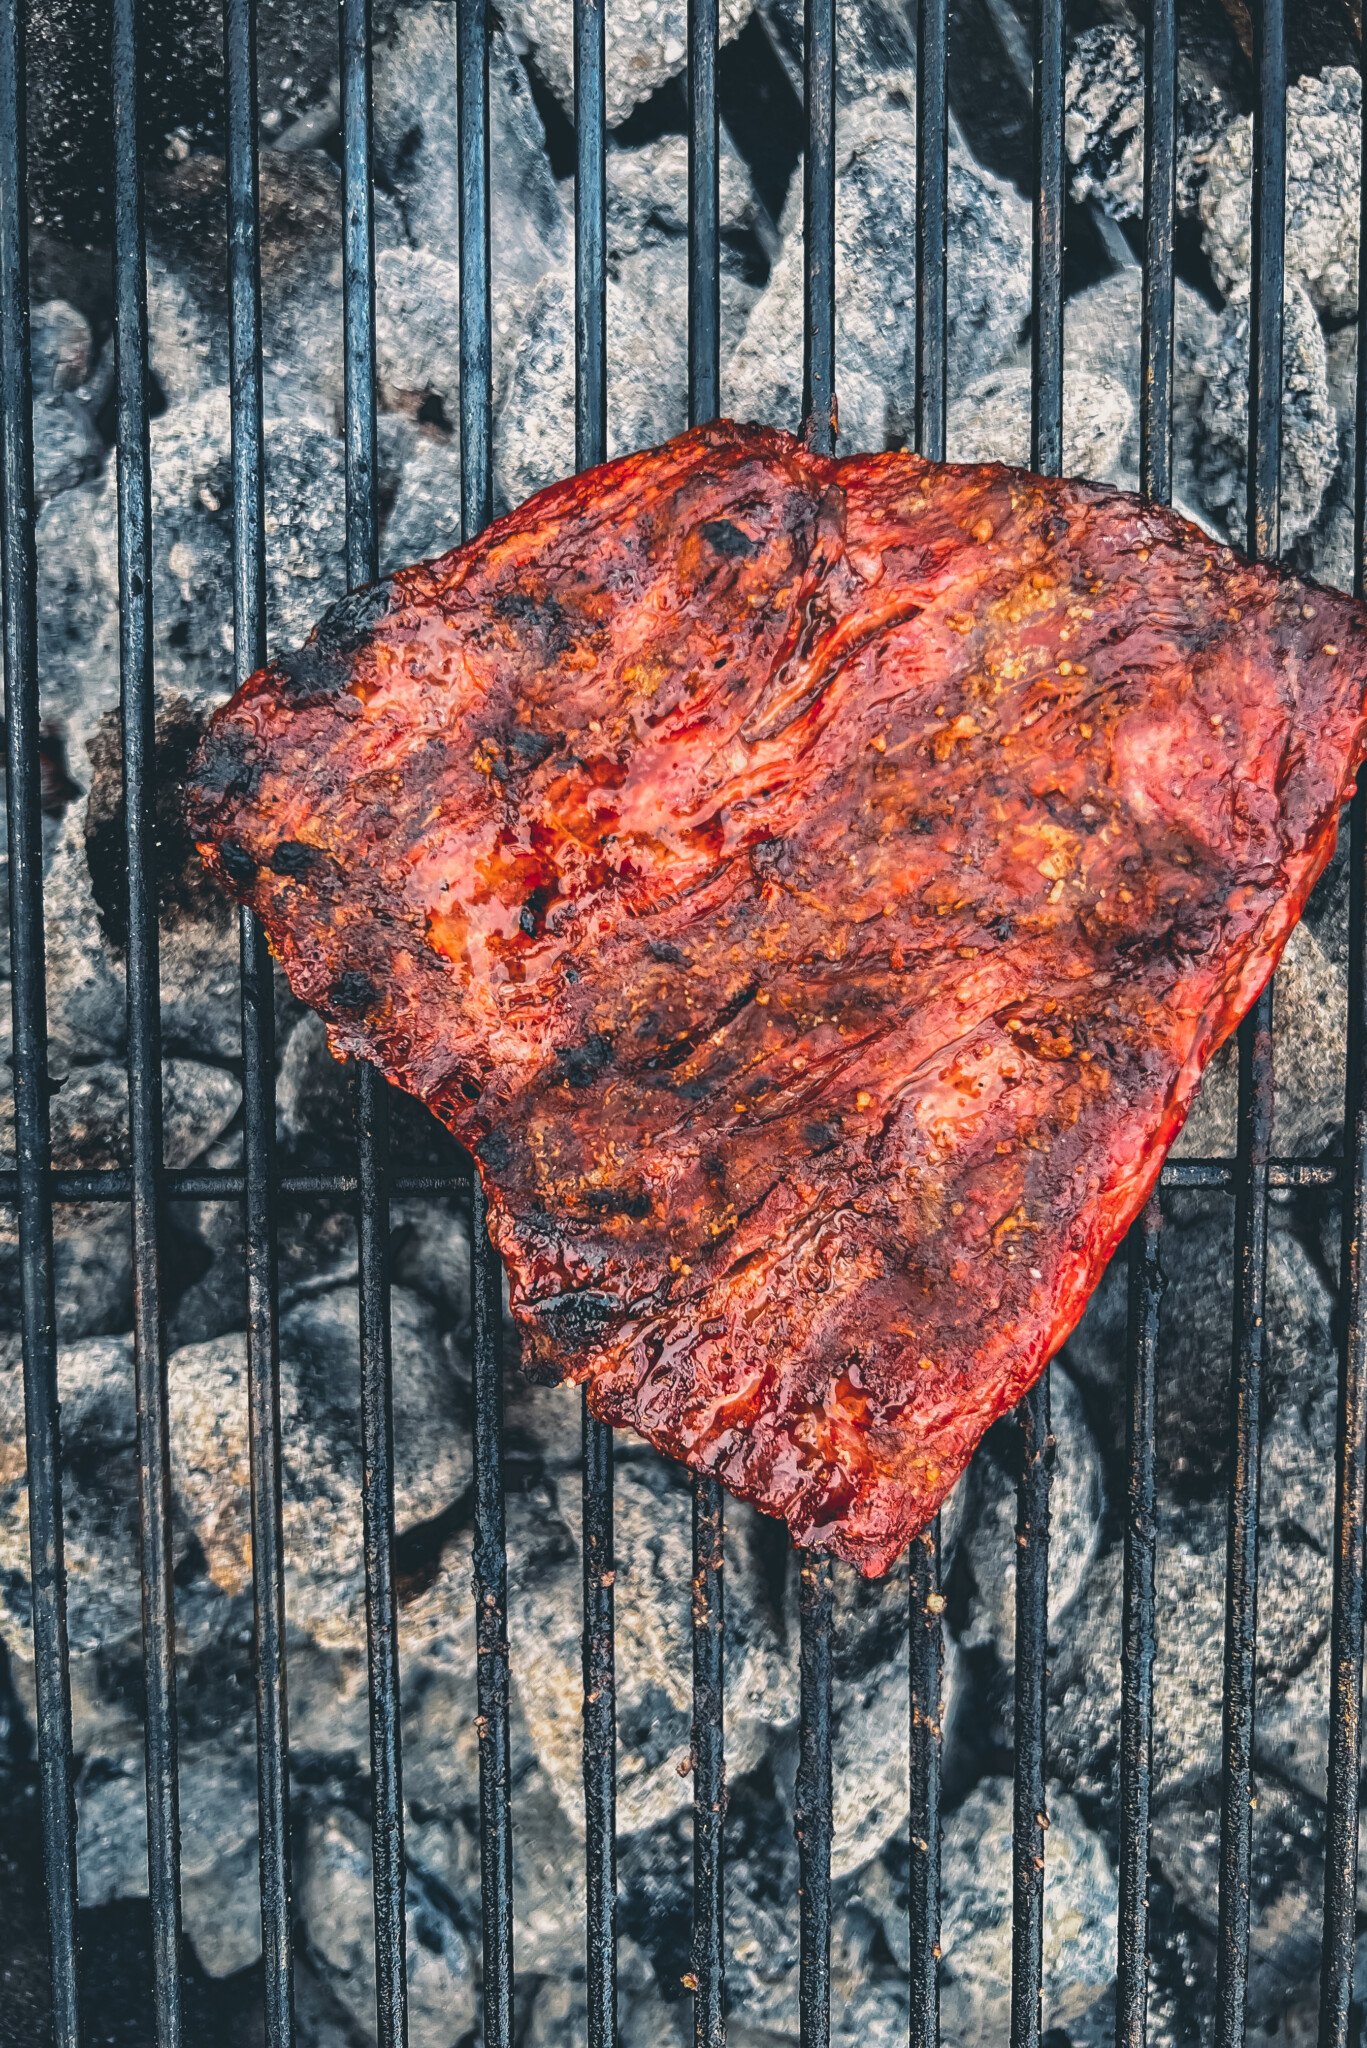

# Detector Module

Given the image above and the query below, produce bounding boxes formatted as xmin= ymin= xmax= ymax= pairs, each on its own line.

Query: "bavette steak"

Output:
xmin=186 ymin=419 xmax=1367 ymax=1577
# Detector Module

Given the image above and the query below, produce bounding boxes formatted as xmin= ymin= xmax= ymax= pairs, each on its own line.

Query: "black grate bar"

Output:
xmin=1027 ymin=0 xmax=1065 ymax=480
xmin=796 ymin=1553 xmax=835 ymax=2048
xmin=224 ymin=0 xmax=295 ymax=2036
xmin=908 ymin=4 xmax=948 ymax=2042
xmin=913 ymin=0 xmax=948 ymax=467
xmin=1012 ymin=5 xmax=1064 ymax=2042
xmin=686 ymin=3 xmax=727 ymax=2041
xmin=797 ymin=0 xmax=836 ymax=2041
xmin=688 ymin=0 xmax=721 ymax=421
xmin=1214 ymin=4 xmax=1284 ymax=2039
xmin=1114 ymin=1200 xmax=1162 ymax=2048
xmin=1114 ymin=8 xmax=1176 ymax=2041
xmin=457 ymin=4 xmax=516 ymax=2039
xmin=573 ymin=6 xmax=619 ymax=2039
xmin=690 ymin=1476 xmax=726 ymax=2047
xmin=907 ymin=1523 xmax=943 ymax=2048
xmin=339 ymin=4 xmax=409 ymax=2037
xmin=0 ymin=0 xmax=81 ymax=2034
xmin=0 ymin=1154 xmax=1339 ymax=1210
xmin=1010 ymin=1377 xmax=1051 ymax=2048
xmin=469 ymin=1178 xmax=515 ymax=2048
xmin=800 ymin=0 xmax=836 ymax=455
xmin=112 ymin=0 xmax=185 ymax=2033
xmin=1317 ymin=44 xmax=1367 ymax=2044
xmin=581 ymin=1400 xmax=618 ymax=2048
xmin=1137 ymin=0 xmax=1177 ymax=513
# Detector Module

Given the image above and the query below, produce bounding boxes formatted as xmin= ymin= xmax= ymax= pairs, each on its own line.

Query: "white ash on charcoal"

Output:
xmin=1296 ymin=320 xmax=1359 ymax=594
xmin=950 ymin=362 xmax=1135 ymax=487
xmin=613 ymin=1763 xmax=907 ymax=2039
xmin=1200 ymin=65 xmax=1362 ymax=324
xmin=28 ymin=299 xmax=104 ymax=506
xmin=1064 ymin=22 xmax=1235 ymax=224
xmin=756 ymin=0 xmax=915 ymax=106
xmin=298 ymin=1805 xmax=477 ymax=2048
xmin=169 ymin=1286 xmax=471 ymax=1651
xmin=505 ymin=1448 xmax=796 ymax=1838
xmin=379 ymin=417 xmax=465 ymax=575
xmin=1061 ymin=266 xmax=1218 ymax=509
xmin=1195 ymin=276 xmax=1339 ymax=550
xmin=945 ymin=1362 xmax=1103 ymax=1671
xmin=494 ymin=131 xmax=763 ymax=508
xmin=1150 ymin=1771 xmax=1329 ymax=2038
xmin=373 ymin=4 xmax=566 ymax=296
xmin=1056 ymin=1215 xmax=1339 ymax=1817
xmin=500 ymin=0 xmax=753 ymax=128
xmin=143 ymin=150 xmax=398 ymax=415
xmin=73 ymin=1740 xmax=266 ymax=1983
xmin=726 ymin=82 xmax=1031 ymax=455
xmin=938 ymin=1779 xmax=1117 ymax=2039
xmin=41 ymin=729 xmax=245 ymax=1071
xmin=0 ymin=1338 xmax=240 ymax=1729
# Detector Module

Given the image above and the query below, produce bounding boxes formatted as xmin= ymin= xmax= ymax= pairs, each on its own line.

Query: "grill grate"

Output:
xmin=3 ymin=0 xmax=1367 ymax=2045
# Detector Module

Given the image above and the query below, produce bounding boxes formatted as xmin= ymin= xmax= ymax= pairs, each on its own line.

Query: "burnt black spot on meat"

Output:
xmin=699 ymin=518 xmax=757 ymax=558
xmin=480 ymin=1128 xmax=514 ymax=1171
xmin=520 ymin=884 xmax=555 ymax=937
xmin=186 ymin=724 xmax=263 ymax=808
xmin=803 ymin=1121 xmax=840 ymax=1152
xmin=219 ymin=841 xmax=257 ymax=885
xmin=494 ymin=589 xmax=576 ymax=655
xmin=642 ymin=981 xmax=759 ymax=1072
xmin=330 ymin=969 xmax=380 ymax=1013
xmin=506 ymin=726 xmax=560 ymax=769
xmin=554 ymin=1031 xmax=615 ymax=1087
xmin=275 ymin=578 xmax=395 ymax=702
xmin=647 ymin=938 xmax=687 ymax=966
xmin=270 ymin=839 xmax=323 ymax=878
xmin=583 ymin=1185 xmax=653 ymax=1221
xmin=532 ymin=1289 xmax=620 ymax=1350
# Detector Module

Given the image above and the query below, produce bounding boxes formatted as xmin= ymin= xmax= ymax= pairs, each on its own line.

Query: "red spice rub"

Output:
xmin=186 ymin=420 xmax=1367 ymax=1575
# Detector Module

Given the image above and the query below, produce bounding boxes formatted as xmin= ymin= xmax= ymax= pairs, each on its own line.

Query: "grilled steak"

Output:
xmin=186 ymin=420 xmax=1367 ymax=1576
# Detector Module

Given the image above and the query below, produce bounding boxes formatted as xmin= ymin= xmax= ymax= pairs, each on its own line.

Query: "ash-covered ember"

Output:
xmin=186 ymin=419 xmax=1367 ymax=1575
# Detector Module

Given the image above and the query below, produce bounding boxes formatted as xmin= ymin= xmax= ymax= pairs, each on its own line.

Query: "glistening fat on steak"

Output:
xmin=186 ymin=420 xmax=1367 ymax=1577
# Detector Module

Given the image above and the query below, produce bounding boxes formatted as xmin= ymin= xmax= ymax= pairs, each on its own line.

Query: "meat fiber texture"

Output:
xmin=186 ymin=421 xmax=1367 ymax=1576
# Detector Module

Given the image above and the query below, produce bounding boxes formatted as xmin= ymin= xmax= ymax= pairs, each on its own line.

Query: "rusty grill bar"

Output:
xmin=3 ymin=2 xmax=1366 ymax=2045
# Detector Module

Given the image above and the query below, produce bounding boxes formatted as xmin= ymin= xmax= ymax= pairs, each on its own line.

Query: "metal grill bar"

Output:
xmin=796 ymin=3 xmax=837 ymax=2042
xmin=1011 ymin=4 xmax=1064 ymax=2043
xmin=796 ymin=1553 xmax=835 ymax=2048
xmin=0 ymin=0 xmax=81 ymax=2036
xmin=112 ymin=0 xmax=185 ymax=2032
xmin=0 ymin=1155 xmax=1340 ymax=1209
xmin=1115 ymin=1202 xmax=1161 ymax=2048
xmin=685 ymin=3 xmax=728 ymax=2041
xmin=1114 ymin=6 xmax=1176 ymax=2041
xmin=339 ymin=5 xmax=409 ymax=2037
xmin=1214 ymin=4 xmax=1285 ymax=2039
xmin=1317 ymin=36 xmax=1367 ymax=2042
xmin=224 ymin=0 xmax=295 ymax=2037
xmin=457 ymin=6 xmax=516 ymax=2040
xmin=908 ymin=4 xmax=949 ymax=2043
xmin=572 ymin=12 xmax=619 ymax=2039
